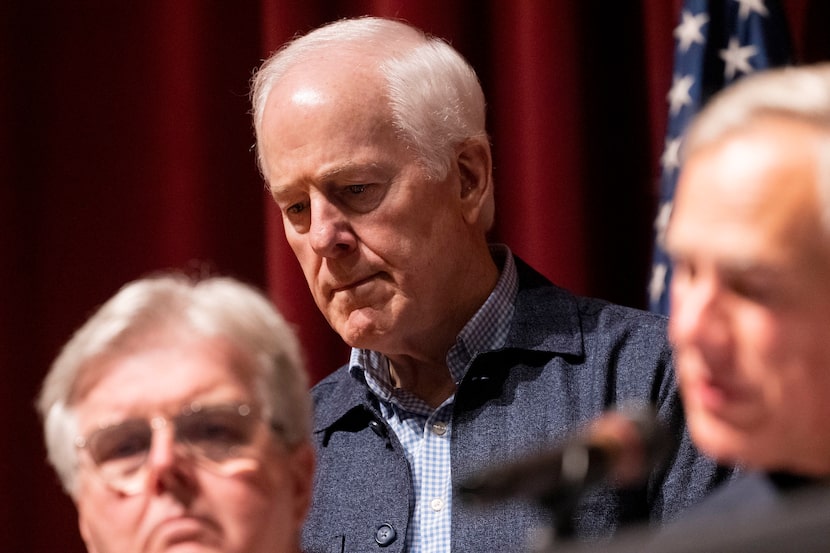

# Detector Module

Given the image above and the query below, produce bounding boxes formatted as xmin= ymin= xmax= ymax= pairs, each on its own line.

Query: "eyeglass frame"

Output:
xmin=73 ymin=401 xmax=285 ymax=495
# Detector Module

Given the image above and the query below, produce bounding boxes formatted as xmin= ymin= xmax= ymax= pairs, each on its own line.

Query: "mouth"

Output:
xmin=677 ymin=352 xmax=744 ymax=406
xmin=150 ymin=515 xmax=219 ymax=549
xmin=330 ymin=273 xmax=380 ymax=296
xmin=693 ymin=374 xmax=750 ymax=413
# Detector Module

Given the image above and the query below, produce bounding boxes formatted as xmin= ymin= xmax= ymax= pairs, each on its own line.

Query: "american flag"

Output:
xmin=648 ymin=0 xmax=791 ymax=315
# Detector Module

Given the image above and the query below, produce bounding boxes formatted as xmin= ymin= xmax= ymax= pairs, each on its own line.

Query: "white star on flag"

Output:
xmin=660 ymin=137 xmax=682 ymax=174
xmin=720 ymin=37 xmax=758 ymax=79
xmin=654 ymin=200 xmax=674 ymax=246
xmin=649 ymin=0 xmax=790 ymax=316
xmin=736 ymin=0 xmax=769 ymax=20
xmin=667 ymin=74 xmax=695 ymax=115
xmin=674 ymin=10 xmax=709 ymax=52
xmin=649 ymin=262 xmax=669 ymax=307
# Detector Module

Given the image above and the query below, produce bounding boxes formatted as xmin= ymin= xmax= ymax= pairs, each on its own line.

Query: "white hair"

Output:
xmin=684 ymin=63 xmax=830 ymax=232
xmin=37 ymin=273 xmax=311 ymax=497
xmin=250 ymin=16 xmax=487 ymax=180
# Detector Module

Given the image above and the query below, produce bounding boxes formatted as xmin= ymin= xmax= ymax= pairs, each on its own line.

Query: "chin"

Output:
xmin=338 ymin=311 xmax=393 ymax=348
xmin=687 ymin=411 xmax=752 ymax=467
xmin=160 ymin=545 xmax=222 ymax=553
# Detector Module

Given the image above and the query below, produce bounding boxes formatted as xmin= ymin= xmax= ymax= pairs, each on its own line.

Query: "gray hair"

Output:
xmin=250 ymin=16 xmax=487 ymax=180
xmin=37 ymin=274 xmax=311 ymax=498
xmin=683 ymin=63 xmax=830 ymax=231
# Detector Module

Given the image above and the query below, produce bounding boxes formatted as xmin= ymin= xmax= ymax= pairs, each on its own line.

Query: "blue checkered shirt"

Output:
xmin=348 ymin=244 xmax=518 ymax=553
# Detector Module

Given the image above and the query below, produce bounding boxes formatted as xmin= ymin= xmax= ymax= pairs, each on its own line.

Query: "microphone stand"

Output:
xmin=527 ymin=442 xmax=592 ymax=552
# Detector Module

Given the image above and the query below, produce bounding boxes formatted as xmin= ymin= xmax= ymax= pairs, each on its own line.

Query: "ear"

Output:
xmin=456 ymin=137 xmax=495 ymax=232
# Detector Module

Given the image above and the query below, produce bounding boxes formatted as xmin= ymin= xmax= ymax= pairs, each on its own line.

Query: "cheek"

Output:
xmin=740 ymin=310 xmax=815 ymax=377
xmin=77 ymin=487 xmax=142 ymax=553
xmin=286 ymin=243 xmax=329 ymax=308
xmin=675 ymin=361 xmax=708 ymax=426
xmin=736 ymin=311 xmax=779 ymax=352
xmin=285 ymin=237 xmax=318 ymax=278
xmin=730 ymin=309 xmax=791 ymax=389
xmin=767 ymin=331 xmax=830 ymax=411
xmin=216 ymin=478 xmax=301 ymax=552
xmin=729 ymin=312 xmax=830 ymax=432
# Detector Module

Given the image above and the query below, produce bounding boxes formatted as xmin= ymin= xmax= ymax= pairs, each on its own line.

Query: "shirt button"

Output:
xmin=432 ymin=421 xmax=448 ymax=436
xmin=430 ymin=498 xmax=445 ymax=511
xmin=375 ymin=523 xmax=397 ymax=547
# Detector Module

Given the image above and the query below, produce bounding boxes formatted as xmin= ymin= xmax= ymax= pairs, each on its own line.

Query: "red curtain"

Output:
xmin=3 ymin=1 xmax=828 ymax=551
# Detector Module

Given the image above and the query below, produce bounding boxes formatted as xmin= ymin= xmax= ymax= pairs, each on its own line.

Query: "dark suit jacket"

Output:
xmin=301 ymin=257 xmax=730 ymax=553
xmin=558 ymin=472 xmax=830 ymax=553
xmin=680 ymin=471 xmax=815 ymax=517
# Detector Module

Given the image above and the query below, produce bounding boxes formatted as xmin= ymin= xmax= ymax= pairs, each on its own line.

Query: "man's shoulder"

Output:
xmin=308 ymin=364 xmax=365 ymax=424
xmin=311 ymin=363 xmax=351 ymax=392
xmin=685 ymin=471 xmax=818 ymax=518
xmin=515 ymin=254 xmax=664 ymax=312
xmin=574 ymin=294 xmax=668 ymax=333
xmin=512 ymin=256 xmax=668 ymax=343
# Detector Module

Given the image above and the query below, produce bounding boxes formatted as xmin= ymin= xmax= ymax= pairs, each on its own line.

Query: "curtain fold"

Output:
xmin=3 ymin=1 xmax=827 ymax=550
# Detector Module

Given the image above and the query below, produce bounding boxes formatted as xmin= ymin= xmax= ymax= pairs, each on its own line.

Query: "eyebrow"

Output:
xmin=666 ymin=243 xmax=788 ymax=278
xmin=722 ymin=261 xmax=791 ymax=281
xmin=270 ymin=161 xmax=392 ymax=198
xmin=318 ymin=161 xmax=386 ymax=182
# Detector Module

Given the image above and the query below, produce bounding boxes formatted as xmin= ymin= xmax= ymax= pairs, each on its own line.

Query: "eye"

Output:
xmin=336 ymin=182 xmax=388 ymax=213
xmin=726 ymin=275 xmax=774 ymax=304
xmin=285 ymin=201 xmax=307 ymax=215
xmin=180 ymin=411 xmax=252 ymax=448
xmin=88 ymin=421 xmax=151 ymax=464
xmin=669 ymin=256 xmax=693 ymax=284
xmin=280 ymin=199 xmax=311 ymax=234
xmin=270 ymin=185 xmax=308 ymax=218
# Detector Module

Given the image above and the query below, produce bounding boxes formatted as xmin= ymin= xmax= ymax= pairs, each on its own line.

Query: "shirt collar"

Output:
xmin=349 ymin=244 xmax=518 ymax=409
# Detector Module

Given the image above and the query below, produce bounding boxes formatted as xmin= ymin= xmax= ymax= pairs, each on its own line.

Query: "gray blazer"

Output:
xmin=302 ymin=257 xmax=730 ymax=553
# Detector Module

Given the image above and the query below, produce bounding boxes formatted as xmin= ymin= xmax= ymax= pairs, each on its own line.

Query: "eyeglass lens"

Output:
xmin=80 ymin=404 xmax=267 ymax=494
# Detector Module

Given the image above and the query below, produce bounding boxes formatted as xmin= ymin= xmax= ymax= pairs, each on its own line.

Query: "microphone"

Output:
xmin=458 ymin=405 xmax=669 ymax=506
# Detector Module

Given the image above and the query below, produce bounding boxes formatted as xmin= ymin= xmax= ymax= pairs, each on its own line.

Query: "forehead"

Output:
xmin=258 ymin=57 xmax=417 ymax=181
xmin=264 ymin=55 xmax=390 ymax=135
xmin=667 ymin=118 xmax=825 ymax=265
xmin=74 ymin=335 xmax=256 ymax=423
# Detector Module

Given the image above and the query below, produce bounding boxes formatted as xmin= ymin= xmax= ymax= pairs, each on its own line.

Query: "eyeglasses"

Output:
xmin=75 ymin=402 xmax=280 ymax=495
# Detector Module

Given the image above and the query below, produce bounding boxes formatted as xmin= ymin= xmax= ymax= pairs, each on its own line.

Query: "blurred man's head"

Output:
xmin=666 ymin=64 xmax=830 ymax=476
xmin=38 ymin=275 xmax=314 ymax=553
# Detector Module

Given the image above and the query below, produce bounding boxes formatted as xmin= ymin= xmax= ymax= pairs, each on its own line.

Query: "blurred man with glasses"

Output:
xmin=37 ymin=273 xmax=314 ymax=553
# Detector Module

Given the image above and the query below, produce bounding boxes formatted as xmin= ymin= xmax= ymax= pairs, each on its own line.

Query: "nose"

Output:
xmin=308 ymin=196 xmax=357 ymax=258
xmin=144 ymin=419 xmax=195 ymax=497
xmin=669 ymin=275 xmax=731 ymax=353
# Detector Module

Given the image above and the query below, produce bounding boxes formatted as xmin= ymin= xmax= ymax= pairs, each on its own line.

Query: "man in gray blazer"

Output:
xmin=250 ymin=16 xmax=729 ymax=553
